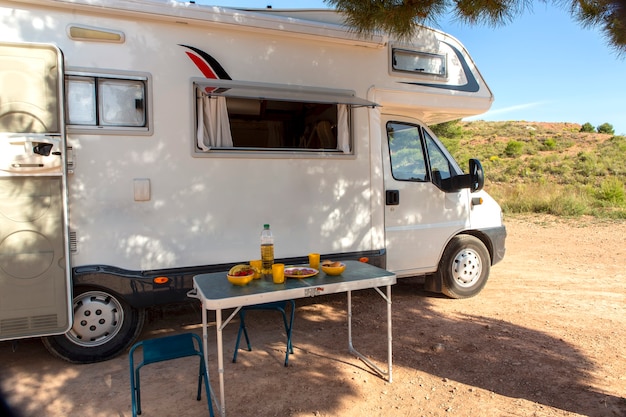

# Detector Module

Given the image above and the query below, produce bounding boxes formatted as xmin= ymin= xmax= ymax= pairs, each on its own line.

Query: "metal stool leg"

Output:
xmin=231 ymin=300 xmax=295 ymax=366
xmin=233 ymin=310 xmax=252 ymax=363
xmin=283 ymin=300 xmax=295 ymax=366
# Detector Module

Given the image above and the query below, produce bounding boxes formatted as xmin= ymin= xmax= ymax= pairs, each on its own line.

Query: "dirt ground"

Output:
xmin=1 ymin=214 xmax=625 ymax=417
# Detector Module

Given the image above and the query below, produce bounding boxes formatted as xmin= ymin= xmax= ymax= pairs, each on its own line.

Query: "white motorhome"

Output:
xmin=0 ymin=0 xmax=506 ymax=363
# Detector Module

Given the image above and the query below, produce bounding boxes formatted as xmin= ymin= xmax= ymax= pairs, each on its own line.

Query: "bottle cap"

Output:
xmin=264 ymin=224 xmax=270 ymax=228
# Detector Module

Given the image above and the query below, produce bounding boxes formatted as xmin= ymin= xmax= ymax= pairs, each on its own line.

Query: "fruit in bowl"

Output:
xmin=227 ymin=264 xmax=255 ymax=286
xmin=321 ymin=260 xmax=346 ymax=276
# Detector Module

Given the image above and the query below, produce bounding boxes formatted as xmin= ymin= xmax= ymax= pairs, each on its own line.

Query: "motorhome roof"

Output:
xmin=16 ymin=0 xmax=387 ymax=47
xmin=234 ymin=8 xmax=348 ymax=25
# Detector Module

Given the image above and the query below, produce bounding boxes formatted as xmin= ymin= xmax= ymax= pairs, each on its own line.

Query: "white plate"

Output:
xmin=284 ymin=267 xmax=319 ymax=279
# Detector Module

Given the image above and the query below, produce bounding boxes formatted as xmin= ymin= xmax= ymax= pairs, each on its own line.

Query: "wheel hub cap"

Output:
xmin=67 ymin=291 xmax=124 ymax=347
xmin=452 ymin=249 xmax=482 ymax=287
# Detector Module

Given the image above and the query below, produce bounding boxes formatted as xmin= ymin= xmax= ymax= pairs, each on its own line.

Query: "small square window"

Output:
xmin=65 ymin=73 xmax=149 ymax=133
xmin=66 ymin=76 xmax=96 ymax=125
xmin=99 ymin=79 xmax=145 ymax=127
xmin=392 ymin=49 xmax=446 ymax=77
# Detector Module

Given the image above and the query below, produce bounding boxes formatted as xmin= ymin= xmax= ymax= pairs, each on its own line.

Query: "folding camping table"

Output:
xmin=189 ymin=260 xmax=396 ymax=417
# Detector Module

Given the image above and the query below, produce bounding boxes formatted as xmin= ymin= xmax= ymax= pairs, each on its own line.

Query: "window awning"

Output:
xmin=194 ymin=78 xmax=378 ymax=108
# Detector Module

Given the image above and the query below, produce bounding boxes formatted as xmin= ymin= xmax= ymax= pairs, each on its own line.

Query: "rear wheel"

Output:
xmin=42 ymin=287 xmax=145 ymax=363
xmin=438 ymin=235 xmax=490 ymax=299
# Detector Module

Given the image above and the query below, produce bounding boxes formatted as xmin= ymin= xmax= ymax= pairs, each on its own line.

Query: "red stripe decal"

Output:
xmin=185 ymin=52 xmax=217 ymax=79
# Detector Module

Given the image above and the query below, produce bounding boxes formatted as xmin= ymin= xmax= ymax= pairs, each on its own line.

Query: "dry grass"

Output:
xmin=434 ymin=121 xmax=626 ymax=219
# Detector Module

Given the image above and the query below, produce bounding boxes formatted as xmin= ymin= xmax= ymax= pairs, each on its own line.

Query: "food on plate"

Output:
xmin=284 ymin=267 xmax=318 ymax=278
xmin=288 ymin=268 xmax=316 ymax=276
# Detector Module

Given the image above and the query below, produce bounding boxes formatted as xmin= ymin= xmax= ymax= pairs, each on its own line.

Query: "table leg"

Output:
xmin=386 ymin=285 xmax=393 ymax=383
xmin=205 ymin=307 xmax=242 ymax=417
xmin=347 ymin=286 xmax=393 ymax=382
xmin=202 ymin=304 xmax=209 ymax=379
xmin=347 ymin=290 xmax=353 ymax=351
xmin=215 ymin=309 xmax=226 ymax=417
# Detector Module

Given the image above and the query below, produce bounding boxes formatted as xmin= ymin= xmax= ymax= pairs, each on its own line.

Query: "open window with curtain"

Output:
xmin=193 ymin=80 xmax=376 ymax=155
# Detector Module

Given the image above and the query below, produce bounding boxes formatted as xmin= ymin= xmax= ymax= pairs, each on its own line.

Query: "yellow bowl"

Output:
xmin=227 ymin=273 xmax=254 ymax=286
xmin=321 ymin=263 xmax=346 ymax=276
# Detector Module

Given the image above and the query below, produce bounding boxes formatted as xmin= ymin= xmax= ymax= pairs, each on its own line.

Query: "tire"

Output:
xmin=438 ymin=235 xmax=491 ymax=299
xmin=41 ymin=287 xmax=145 ymax=363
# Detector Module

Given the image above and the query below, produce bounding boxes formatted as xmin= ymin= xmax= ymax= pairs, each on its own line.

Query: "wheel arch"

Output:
xmin=73 ymin=269 xmax=143 ymax=308
xmin=71 ymin=265 xmax=179 ymax=309
xmin=459 ymin=229 xmax=495 ymax=266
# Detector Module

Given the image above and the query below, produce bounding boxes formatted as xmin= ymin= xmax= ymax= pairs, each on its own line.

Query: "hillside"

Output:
xmin=435 ymin=121 xmax=626 ymax=218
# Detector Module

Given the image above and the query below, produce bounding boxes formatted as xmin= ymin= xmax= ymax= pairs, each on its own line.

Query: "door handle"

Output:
xmin=33 ymin=143 xmax=53 ymax=156
xmin=386 ymin=190 xmax=400 ymax=206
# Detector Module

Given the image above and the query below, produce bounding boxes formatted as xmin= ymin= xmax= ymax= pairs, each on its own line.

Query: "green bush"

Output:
xmin=542 ymin=138 xmax=557 ymax=150
xmin=551 ymin=193 xmax=588 ymax=216
xmin=597 ymin=123 xmax=615 ymax=134
xmin=504 ymin=140 xmax=524 ymax=157
xmin=595 ymin=178 xmax=625 ymax=204
xmin=580 ymin=122 xmax=595 ymax=133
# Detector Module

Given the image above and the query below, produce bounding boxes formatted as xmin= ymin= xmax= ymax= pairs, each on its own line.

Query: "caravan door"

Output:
xmin=0 ymin=42 xmax=72 ymax=340
xmin=382 ymin=117 xmax=470 ymax=276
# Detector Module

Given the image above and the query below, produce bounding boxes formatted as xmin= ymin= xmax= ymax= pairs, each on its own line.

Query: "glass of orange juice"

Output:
xmin=250 ymin=259 xmax=262 ymax=279
xmin=272 ymin=263 xmax=285 ymax=284
xmin=308 ymin=253 xmax=320 ymax=270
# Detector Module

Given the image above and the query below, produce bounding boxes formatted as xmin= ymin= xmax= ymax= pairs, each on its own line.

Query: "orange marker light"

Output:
xmin=153 ymin=276 xmax=169 ymax=284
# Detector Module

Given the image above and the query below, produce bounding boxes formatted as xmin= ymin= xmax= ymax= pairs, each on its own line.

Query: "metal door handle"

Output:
xmin=386 ymin=190 xmax=400 ymax=205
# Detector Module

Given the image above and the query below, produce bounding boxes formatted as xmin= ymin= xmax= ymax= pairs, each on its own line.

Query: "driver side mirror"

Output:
xmin=439 ymin=158 xmax=484 ymax=193
xmin=468 ymin=158 xmax=485 ymax=192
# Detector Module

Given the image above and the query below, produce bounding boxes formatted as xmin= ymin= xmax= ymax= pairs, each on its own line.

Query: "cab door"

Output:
xmin=0 ymin=42 xmax=71 ymax=340
xmin=382 ymin=117 xmax=470 ymax=276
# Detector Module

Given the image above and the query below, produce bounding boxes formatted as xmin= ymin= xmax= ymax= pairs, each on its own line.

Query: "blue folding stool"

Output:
xmin=232 ymin=300 xmax=295 ymax=367
xmin=129 ymin=332 xmax=214 ymax=417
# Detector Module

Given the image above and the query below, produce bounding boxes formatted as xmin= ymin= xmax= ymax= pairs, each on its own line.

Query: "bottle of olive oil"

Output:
xmin=260 ymin=224 xmax=274 ymax=275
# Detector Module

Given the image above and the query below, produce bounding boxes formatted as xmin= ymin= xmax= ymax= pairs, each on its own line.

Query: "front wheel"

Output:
xmin=42 ymin=287 xmax=145 ymax=363
xmin=437 ymin=235 xmax=491 ymax=299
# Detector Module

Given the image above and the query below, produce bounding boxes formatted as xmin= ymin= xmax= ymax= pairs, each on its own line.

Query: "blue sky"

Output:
xmin=202 ymin=1 xmax=626 ymax=135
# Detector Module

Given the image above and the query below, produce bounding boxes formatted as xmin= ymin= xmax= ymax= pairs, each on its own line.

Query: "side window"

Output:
xmin=65 ymin=73 xmax=149 ymax=133
xmin=229 ymin=98 xmax=339 ymax=150
xmin=424 ymin=129 xmax=453 ymax=184
xmin=386 ymin=122 xmax=427 ymax=181
xmin=66 ymin=76 xmax=96 ymax=125
xmin=191 ymin=80 xmax=381 ymax=155
xmin=99 ymin=79 xmax=145 ymax=127
xmin=391 ymin=48 xmax=447 ymax=77
xmin=196 ymin=94 xmax=349 ymax=153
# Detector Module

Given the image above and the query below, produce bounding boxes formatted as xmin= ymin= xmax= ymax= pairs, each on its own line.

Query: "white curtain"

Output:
xmin=337 ymin=104 xmax=350 ymax=153
xmin=267 ymin=121 xmax=283 ymax=147
xmin=196 ymin=96 xmax=232 ymax=150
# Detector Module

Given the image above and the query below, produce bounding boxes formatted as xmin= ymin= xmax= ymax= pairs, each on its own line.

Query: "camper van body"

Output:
xmin=0 ymin=0 xmax=505 ymax=363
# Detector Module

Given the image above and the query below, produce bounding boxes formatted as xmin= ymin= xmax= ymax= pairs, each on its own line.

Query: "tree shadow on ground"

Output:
xmin=0 ymin=301 xmax=364 ymax=417
xmin=2 ymin=287 xmax=625 ymax=417
xmin=382 ymin=279 xmax=625 ymax=417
